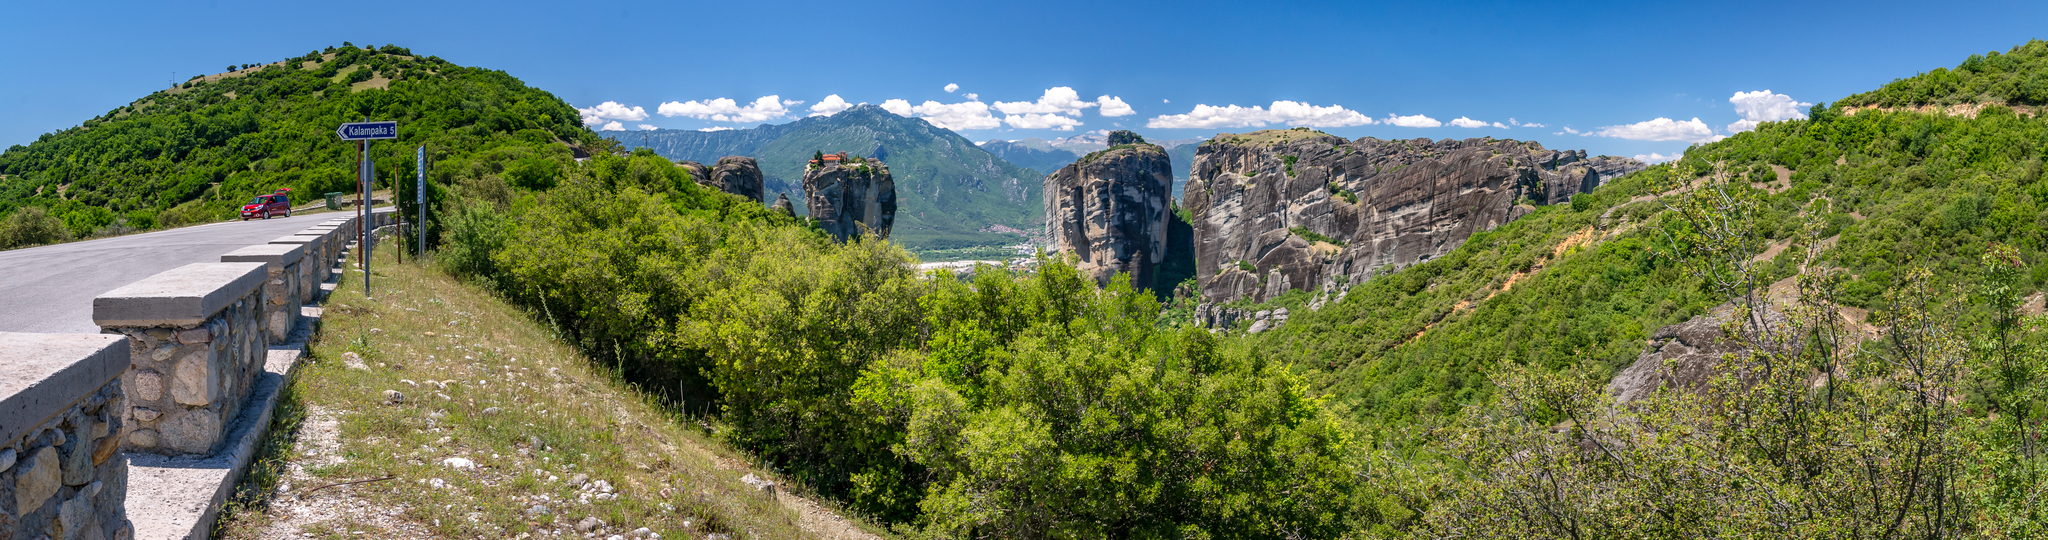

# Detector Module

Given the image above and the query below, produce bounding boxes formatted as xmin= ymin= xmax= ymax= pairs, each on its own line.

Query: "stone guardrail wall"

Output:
xmin=0 ymin=332 xmax=133 ymax=540
xmin=269 ymin=234 xmax=324 ymax=305
xmin=94 ymin=263 xmax=269 ymax=457
xmin=0 ymin=210 xmax=382 ymax=538
xmin=221 ymin=244 xmax=304 ymax=346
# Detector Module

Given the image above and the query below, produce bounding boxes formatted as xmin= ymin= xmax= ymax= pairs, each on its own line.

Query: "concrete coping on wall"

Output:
xmin=219 ymin=244 xmax=305 ymax=268
xmin=268 ymin=234 xmax=325 ymax=253
xmin=91 ymin=263 xmax=267 ymax=328
xmin=0 ymin=332 xmax=127 ymax=447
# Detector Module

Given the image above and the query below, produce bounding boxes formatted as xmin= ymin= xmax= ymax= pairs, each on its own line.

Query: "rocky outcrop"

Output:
xmin=673 ymin=157 xmax=766 ymax=202
xmin=1607 ymin=308 xmax=1745 ymax=404
xmin=803 ymin=156 xmax=896 ymax=242
xmin=1183 ymin=130 xmax=1646 ymax=303
xmin=673 ymin=160 xmax=711 ymax=187
xmin=707 ymin=156 xmax=765 ymax=202
xmin=770 ymin=193 xmax=796 ymax=218
xmin=1193 ymin=304 xmax=1288 ymax=334
xmin=1043 ymin=132 xmax=1175 ymax=288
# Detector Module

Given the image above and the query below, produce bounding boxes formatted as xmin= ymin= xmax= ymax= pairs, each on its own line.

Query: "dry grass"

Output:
xmin=215 ymin=245 xmax=881 ymax=539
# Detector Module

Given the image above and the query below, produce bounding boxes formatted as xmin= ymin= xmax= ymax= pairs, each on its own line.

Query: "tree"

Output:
xmin=1107 ymin=129 xmax=1145 ymax=146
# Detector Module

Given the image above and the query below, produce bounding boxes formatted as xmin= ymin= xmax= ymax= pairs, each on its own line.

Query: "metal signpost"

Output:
xmin=337 ymin=121 xmax=397 ymax=296
xmin=417 ymin=146 xmax=426 ymax=261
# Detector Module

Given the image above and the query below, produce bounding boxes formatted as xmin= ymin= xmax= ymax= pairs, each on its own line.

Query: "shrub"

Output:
xmin=0 ymin=207 xmax=68 ymax=249
xmin=435 ymin=203 xmax=512 ymax=288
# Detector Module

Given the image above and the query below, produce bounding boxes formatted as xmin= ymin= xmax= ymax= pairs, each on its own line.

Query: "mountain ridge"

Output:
xmin=622 ymin=105 xmax=1042 ymax=250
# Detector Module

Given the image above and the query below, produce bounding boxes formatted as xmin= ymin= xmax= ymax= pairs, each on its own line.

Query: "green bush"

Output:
xmin=0 ymin=207 xmax=68 ymax=249
xmin=855 ymin=268 xmax=1362 ymax=536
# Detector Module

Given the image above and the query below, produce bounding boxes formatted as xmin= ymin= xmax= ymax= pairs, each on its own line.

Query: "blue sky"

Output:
xmin=4 ymin=0 xmax=2046 ymax=162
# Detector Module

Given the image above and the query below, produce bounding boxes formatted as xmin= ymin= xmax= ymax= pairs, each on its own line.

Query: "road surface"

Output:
xmin=0 ymin=209 xmax=389 ymax=334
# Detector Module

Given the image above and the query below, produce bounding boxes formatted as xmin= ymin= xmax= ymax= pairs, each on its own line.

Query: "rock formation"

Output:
xmin=802 ymin=154 xmax=897 ymax=242
xmin=1183 ymin=129 xmax=1646 ymax=303
xmin=770 ymin=193 xmax=796 ymax=217
xmin=707 ymin=156 xmax=765 ymax=202
xmin=1043 ymin=132 xmax=1175 ymax=288
xmin=673 ymin=156 xmax=766 ymax=202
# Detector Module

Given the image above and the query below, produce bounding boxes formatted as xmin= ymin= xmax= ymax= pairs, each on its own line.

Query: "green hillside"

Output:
xmin=1255 ymin=43 xmax=2048 ymax=440
xmin=1840 ymin=39 xmax=2048 ymax=109
xmin=0 ymin=43 xmax=605 ymax=247
xmin=626 ymin=105 xmax=1044 ymax=250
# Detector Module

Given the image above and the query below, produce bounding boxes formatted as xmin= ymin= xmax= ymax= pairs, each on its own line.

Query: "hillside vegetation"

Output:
xmin=1263 ymin=69 xmax=2048 ymax=438
xmin=1841 ymin=39 xmax=2048 ymax=109
xmin=0 ymin=42 xmax=604 ymax=248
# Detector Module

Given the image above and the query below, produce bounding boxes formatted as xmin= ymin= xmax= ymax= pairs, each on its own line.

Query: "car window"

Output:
xmin=250 ymin=197 xmax=267 ymax=205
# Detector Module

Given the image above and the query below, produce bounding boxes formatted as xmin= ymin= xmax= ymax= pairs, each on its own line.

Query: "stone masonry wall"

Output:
xmin=222 ymin=245 xmax=304 ymax=345
xmin=94 ymin=263 xmax=268 ymax=457
xmin=0 ymin=332 xmax=133 ymax=540
xmin=1 ymin=381 xmax=129 ymax=540
xmin=109 ymin=301 xmax=262 ymax=456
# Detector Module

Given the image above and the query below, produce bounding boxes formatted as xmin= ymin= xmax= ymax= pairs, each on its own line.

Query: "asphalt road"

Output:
xmin=0 ymin=208 xmax=389 ymax=334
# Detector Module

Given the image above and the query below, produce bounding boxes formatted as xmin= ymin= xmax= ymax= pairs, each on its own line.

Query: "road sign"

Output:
xmin=336 ymin=121 xmax=398 ymax=141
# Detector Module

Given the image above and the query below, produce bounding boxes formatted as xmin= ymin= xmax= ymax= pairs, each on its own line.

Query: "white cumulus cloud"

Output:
xmin=578 ymin=101 xmax=648 ymax=125
xmin=964 ymin=93 xmax=978 ymax=101
xmin=698 ymin=126 xmax=732 ymax=132
xmin=1096 ymin=95 xmax=1135 ymax=117
xmin=809 ymin=94 xmax=853 ymax=117
xmin=1449 ymin=116 xmax=1492 ymax=128
xmin=881 ymin=99 xmax=1001 ymax=130
xmin=599 ymin=121 xmax=624 ymax=131
xmin=1633 ymin=152 xmax=1683 ymax=163
xmin=1145 ymin=101 xmax=1374 ymax=129
xmin=994 ymin=87 xmax=1095 ymax=117
xmin=657 ymin=96 xmax=796 ymax=123
xmin=1590 ymin=117 xmax=1721 ymax=143
xmin=637 ymin=124 xmax=657 ymax=131
xmin=1522 ymin=122 xmax=1546 ymax=128
xmin=944 ymin=83 xmax=960 ymax=93
xmin=1727 ymin=90 xmax=1810 ymax=133
xmin=1385 ymin=114 xmax=1441 ymax=128
xmin=1004 ymin=113 xmax=1085 ymax=131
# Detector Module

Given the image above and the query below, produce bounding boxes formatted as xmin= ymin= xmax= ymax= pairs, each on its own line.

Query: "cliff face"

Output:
xmin=1183 ymin=130 xmax=1645 ymax=303
xmin=673 ymin=156 xmax=766 ymax=202
xmin=803 ymin=157 xmax=897 ymax=242
xmin=1043 ymin=140 xmax=1174 ymax=288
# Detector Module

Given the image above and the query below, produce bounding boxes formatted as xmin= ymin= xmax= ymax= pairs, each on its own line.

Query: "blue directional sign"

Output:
xmin=336 ymin=121 xmax=399 ymax=140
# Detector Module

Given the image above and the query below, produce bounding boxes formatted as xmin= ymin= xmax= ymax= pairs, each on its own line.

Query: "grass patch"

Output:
xmin=215 ymin=246 xmax=878 ymax=539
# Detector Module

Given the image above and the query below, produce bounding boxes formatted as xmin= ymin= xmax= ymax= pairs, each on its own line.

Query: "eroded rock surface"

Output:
xmin=1043 ymin=135 xmax=1174 ymax=287
xmin=803 ymin=156 xmax=897 ymax=242
xmin=673 ymin=157 xmax=766 ymax=202
xmin=1183 ymin=130 xmax=1645 ymax=303
xmin=707 ymin=156 xmax=765 ymax=202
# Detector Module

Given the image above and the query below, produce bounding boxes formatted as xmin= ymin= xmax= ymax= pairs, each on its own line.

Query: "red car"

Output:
xmin=240 ymin=189 xmax=292 ymax=220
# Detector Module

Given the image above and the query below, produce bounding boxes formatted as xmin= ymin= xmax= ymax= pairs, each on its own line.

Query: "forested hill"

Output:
xmin=1840 ymin=39 xmax=2048 ymax=109
xmin=0 ymin=43 xmax=605 ymax=242
xmin=624 ymin=105 xmax=1044 ymax=250
xmin=1257 ymin=41 xmax=2048 ymax=439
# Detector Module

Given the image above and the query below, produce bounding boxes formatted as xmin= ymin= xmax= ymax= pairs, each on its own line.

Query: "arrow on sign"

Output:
xmin=336 ymin=121 xmax=399 ymax=140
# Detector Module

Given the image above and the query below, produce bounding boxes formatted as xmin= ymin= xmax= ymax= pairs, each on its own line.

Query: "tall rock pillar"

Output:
xmin=1043 ymin=131 xmax=1174 ymax=288
xmin=802 ymin=155 xmax=897 ymax=242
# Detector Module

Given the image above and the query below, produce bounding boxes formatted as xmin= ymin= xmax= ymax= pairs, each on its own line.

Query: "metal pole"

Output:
xmin=417 ymin=145 xmax=426 ymax=261
xmin=361 ymin=140 xmax=371 ymax=297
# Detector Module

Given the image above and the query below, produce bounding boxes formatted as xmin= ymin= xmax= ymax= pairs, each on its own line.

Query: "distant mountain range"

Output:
xmin=978 ymin=131 xmax=1207 ymax=196
xmin=619 ymin=105 xmax=1043 ymax=250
